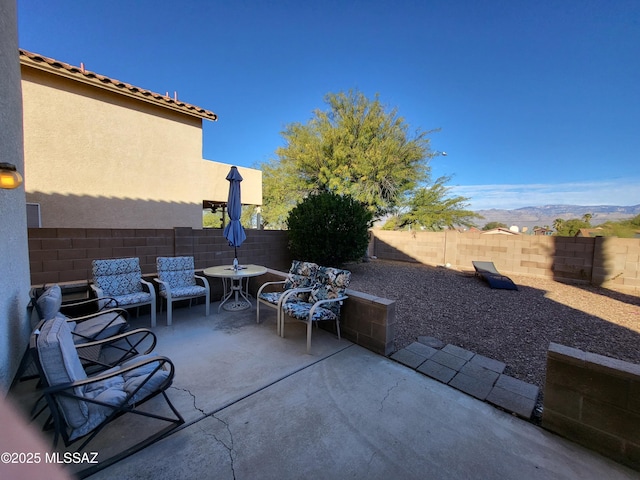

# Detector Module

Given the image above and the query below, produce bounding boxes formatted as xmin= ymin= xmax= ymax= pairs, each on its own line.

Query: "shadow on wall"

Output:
xmin=370 ymin=229 xmax=640 ymax=294
xmin=554 ymin=235 xmax=640 ymax=308
xmin=26 ymin=191 xmax=206 ymax=230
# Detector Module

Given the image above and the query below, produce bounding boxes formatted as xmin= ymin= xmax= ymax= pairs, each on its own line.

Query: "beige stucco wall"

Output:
xmin=0 ymin=1 xmax=32 ymax=391
xmin=21 ymin=66 xmax=261 ymax=228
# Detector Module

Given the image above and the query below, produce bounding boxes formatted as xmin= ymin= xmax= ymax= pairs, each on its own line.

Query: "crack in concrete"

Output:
xmin=170 ymin=386 xmax=237 ymax=479
xmin=211 ymin=413 xmax=237 ymax=480
xmin=171 ymin=386 xmax=207 ymax=415
xmin=379 ymin=380 xmax=401 ymax=411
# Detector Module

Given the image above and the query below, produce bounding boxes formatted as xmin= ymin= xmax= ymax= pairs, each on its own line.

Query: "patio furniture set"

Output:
xmin=256 ymin=260 xmax=351 ymax=354
xmin=17 ymin=256 xmax=351 ymax=474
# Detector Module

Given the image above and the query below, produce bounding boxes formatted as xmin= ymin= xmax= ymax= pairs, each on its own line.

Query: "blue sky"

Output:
xmin=17 ymin=0 xmax=640 ymax=210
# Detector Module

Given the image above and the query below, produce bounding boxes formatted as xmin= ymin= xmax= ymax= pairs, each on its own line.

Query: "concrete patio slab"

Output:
xmin=90 ymin=345 xmax=639 ymax=480
xmin=9 ymin=304 xmax=639 ymax=479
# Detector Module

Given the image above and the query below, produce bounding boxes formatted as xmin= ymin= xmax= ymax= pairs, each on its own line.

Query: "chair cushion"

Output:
xmin=35 ymin=284 xmax=62 ymax=320
xmin=71 ymin=311 xmax=127 ymax=343
xmin=38 ymin=316 xmax=170 ymax=441
xmin=291 ymin=260 xmax=319 ymax=277
xmin=37 ymin=317 xmax=89 ymax=431
xmin=283 ymin=261 xmax=319 ymax=290
xmin=159 ymin=285 xmax=207 ymax=299
xmin=156 ymin=256 xmax=197 ymax=291
xmin=258 ymin=292 xmax=282 ymax=305
xmin=283 ymin=273 xmax=316 ymax=291
xmin=109 ymin=292 xmax=153 ymax=307
xmin=92 ymin=258 xmax=144 ymax=296
xmin=71 ymin=354 xmax=169 ymax=441
xmin=282 ymin=301 xmax=338 ymax=322
xmin=309 ymin=267 xmax=351 ymax=315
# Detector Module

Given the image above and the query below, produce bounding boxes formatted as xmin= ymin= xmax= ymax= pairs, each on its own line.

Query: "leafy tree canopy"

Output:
xmin=590 ymin=214 xmax=640 ymax=238
xmin=482 ymin=221 xmax=508 ymax=231
xmin=261 ymin=90 xmax=435 ymax=227
xmin=382 ymin=176 xmax=481 ymax=231
xmin=554 ymin=218 xmax=591 ymax=236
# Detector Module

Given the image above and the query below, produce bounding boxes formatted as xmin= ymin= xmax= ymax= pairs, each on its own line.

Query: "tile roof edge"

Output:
xmin=18 ymin=48 xmax=218 ymax=122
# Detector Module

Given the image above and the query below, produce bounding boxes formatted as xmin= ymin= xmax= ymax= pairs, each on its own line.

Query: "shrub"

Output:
xmin=287 ymin=192 xmax=373 ymax=266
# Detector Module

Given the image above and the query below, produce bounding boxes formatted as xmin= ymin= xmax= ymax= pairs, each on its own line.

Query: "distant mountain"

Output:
xmin=474 ymin=204 xmax=640 ymax=231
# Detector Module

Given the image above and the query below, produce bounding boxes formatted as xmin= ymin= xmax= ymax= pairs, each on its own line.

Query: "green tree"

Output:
xmin=261 ymin=89 xmax=436 ymax=227
xmin=593 ymin=214 xmax=640 ymax=238
xmin=383 ymin=176 xmax=481 ymax=231
xmin=203 ymin=211 xmax=222 ymax=228
xmin=287 ymin=192 xmax=373 ymax=266
xmin=555 ymin=218 xmax=590 ymax=236
xmin=482 ymin=221 xmax=508 ymax=231
xmin=552 ymin=218 xmax=565 ymax=232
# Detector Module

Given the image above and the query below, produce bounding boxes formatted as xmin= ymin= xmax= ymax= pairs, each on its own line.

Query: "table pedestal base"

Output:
xmin=218 ymin=277 xmax=252 ymax=312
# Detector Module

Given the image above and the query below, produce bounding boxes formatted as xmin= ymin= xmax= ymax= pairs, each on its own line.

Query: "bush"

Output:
xmin=287 ymin=192 xmax=373 ymax=266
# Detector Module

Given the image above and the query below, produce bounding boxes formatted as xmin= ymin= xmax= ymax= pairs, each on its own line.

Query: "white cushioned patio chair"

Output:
xmin=256 ymin=260 xmax=319 ymax=335
xmin=280 ymin=266 xmax=351 ymax=353
xmin=154 ymin=256 xmax=210 ymax=326
xmin=92 ymin=257 xmax=157 ymax=327
xmin=31 ymin=316 xmax=183 ymax=471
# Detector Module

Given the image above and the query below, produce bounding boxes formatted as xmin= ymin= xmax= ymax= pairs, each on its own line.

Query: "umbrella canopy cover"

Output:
xmin=223 ymin=166 xmax=247 ymax=254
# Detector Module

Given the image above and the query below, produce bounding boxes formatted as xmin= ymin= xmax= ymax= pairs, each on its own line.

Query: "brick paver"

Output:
xmin=391 ymin=339 xmax=540 ymax=420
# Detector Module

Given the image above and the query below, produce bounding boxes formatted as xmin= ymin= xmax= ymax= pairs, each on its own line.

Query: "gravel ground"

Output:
xmin=347 ymin=259 xmax=640 ymax=392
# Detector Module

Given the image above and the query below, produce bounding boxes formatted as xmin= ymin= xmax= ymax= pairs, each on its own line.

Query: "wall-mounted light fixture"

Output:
xmin=0 ymin=163 xmax=24 ymax=189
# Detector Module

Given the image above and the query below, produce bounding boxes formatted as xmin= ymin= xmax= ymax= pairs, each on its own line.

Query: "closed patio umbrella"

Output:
xmin=223 ymin=166 xmax=246 ymax=266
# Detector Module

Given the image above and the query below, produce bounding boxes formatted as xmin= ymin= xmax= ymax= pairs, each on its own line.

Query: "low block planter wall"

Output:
xmin=543 ymin=342 xmax=640 ymax=470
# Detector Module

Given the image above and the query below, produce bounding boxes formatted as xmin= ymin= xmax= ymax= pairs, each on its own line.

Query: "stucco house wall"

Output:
xmin=0 ymin=2 xmax=31 ymax=391
xmin=20 ymin=51 xmax=261 ymax=229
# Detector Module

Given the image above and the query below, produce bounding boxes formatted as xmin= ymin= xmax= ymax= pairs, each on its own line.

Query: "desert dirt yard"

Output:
xmin=347 ymin=259 xmax=640 ymax=392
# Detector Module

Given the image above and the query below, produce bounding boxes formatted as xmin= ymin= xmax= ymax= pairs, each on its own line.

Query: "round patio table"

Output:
xmin=203 ymin=264 xmax=267 ymax=312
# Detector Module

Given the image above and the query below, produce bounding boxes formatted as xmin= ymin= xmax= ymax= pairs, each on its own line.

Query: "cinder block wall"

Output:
xmin=592 ymin=237 xmax=640 ymax=290
xmin=371 ymin=230 xmax=640 ymax=291
xmin=28 ymin=227 xmax=292 ymax=286
xmin=254 ymin=269 xmax=396 ymax=356
xmin=543 ymin=343 xmax=640 ymax=470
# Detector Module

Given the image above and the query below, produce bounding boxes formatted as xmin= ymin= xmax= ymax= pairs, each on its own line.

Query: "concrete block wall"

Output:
xmin=254 ymin=269 xmax=396 ymax=356
xmin=543 ymin=343 xmax=640 ymax=470
xmin=28 ymin=227 xmax=292 ymax=286
xmin=371 ymin=230 xmax=639 ymax=291
xmin=341 ymin=290 xmax=396 ymax=355
xmin=593 ymin=237 xmax=640 ymax=290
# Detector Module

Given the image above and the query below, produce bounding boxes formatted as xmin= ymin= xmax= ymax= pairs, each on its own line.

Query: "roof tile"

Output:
xmin=19 ymin=49 xmax=218 ymax=121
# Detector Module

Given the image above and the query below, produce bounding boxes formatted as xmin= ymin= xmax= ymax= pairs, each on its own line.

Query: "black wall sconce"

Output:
xmin=0 ymin=163 xmax=24 ymax=189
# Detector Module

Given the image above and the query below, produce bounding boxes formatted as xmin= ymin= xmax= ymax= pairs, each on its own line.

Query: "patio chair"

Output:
xmin=256 ymin=260 xmax=319 ymax=335
xmin=12 ymin=284 xmax=131 ymax=389
xmin=28 ymin=322 xmax=161 ymax=424
xmin=92 ymin=257 xmax=157 ymax=327
xmin=31 ymin=282 xmax=119 ymax=317
xmin=155 ymin=256 xmax=210 ymax=326
xmin=33 ymin=284 xmax=129 ymax=344
xmin=280 ymin=266 xmax=351 ymax=353
xmin=31 ymin=316 xmax=183 ymax=465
